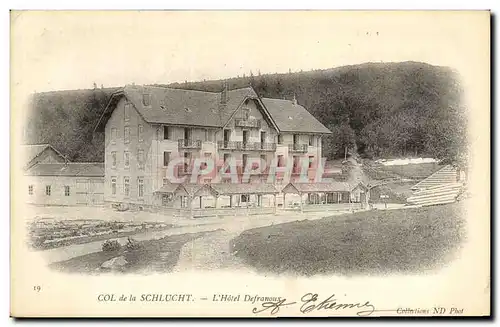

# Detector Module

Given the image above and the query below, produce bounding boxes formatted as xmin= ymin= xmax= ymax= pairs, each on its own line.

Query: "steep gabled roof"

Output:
xmin=25 ymin=163 xmax=104 ymax=177
xmin=124 ymin=85 xmax=223 ymax=127
xmin=94 ymin=84 xmax=331 ymax=135
xmin=22 ymin=144 xmax=67 ymax=165
xmin=94 ymin=85 xmax=264 ymax=132
xmin=260 ymin=98 xmax=332 ymax=134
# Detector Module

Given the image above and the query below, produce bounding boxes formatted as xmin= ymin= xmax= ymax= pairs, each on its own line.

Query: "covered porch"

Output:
xmin=281 ymin=182 xmax=370 ymax=213
xmin=155 ymin=182 xmax=279 ymax=218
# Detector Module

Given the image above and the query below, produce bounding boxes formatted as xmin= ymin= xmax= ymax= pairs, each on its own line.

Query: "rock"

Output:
xmin=101 ymin=255 xmax=128 ymax=270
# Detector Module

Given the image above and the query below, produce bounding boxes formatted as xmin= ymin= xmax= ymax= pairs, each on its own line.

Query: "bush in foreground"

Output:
xmin=102 ymin=239 xmax=121 ymax=252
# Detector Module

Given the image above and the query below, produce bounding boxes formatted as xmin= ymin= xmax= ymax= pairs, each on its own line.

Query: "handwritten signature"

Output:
xmin=252 ymin=293 xmax=376 ymax=316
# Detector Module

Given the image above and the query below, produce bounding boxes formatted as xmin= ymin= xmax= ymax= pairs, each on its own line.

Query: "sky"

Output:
xmin=11 ymin=11 xmax=488 ymax=94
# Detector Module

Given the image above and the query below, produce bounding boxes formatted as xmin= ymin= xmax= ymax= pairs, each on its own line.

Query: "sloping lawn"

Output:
xmin=231 ymin=203 xmax=465 ymax=276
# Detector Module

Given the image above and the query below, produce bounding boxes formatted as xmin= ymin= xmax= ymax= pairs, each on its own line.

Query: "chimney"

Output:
xmin=292 ymin=93 xmax=297 ymax=105
xmin=220 ymin=80 xmax=228 ymax=106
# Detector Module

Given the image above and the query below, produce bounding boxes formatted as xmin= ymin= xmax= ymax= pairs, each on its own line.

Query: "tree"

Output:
xmin=323 ymin=122 xmax=357 ymax=160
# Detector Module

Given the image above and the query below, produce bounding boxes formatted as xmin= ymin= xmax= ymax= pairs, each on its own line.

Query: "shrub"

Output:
xmin=125 ymin=237 xmax=142 ymax=251
xmin=31 ymin=236 xmax=47 ymax=248
xmin=102 ymin=239 xmax=121 ymax=252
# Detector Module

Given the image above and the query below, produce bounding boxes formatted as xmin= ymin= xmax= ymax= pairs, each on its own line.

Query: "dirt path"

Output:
xmin=172 ymin=210 xmax=351 ymax=273
xmin=347 ymin=156 xmax=370 ymax=186
xmin=173 ymin=229 xmax=252 ymax=273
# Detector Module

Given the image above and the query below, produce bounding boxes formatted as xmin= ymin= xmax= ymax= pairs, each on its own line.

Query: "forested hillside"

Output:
xmin=24 ymin=86 xmax=119 ymax=162
xmin=24 ymin=62 xmax=467 ymax=164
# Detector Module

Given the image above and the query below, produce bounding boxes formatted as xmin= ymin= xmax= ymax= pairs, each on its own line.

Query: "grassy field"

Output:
xmin=231 ymin=203 xmax=465 ymax=276
xmin=363 ymin=162 xmax=442 ymax=181
xmin=50 ymin=230 xmax=218 ymax=274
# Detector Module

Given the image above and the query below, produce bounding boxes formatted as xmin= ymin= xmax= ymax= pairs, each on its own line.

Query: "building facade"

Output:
xmin=24 ymin=162 xmax=105 ymax=206
xmin=94 ymin=84 xmax=333 ymax=212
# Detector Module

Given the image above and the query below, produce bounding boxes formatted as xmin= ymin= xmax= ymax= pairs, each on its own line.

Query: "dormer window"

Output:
xmin=124 ymin=103 xmax=131 ymax=121
xmin=185 ymin=107 xmax=192 ymax=112
xmin=143 ymin=93 xmax=151 ymax=106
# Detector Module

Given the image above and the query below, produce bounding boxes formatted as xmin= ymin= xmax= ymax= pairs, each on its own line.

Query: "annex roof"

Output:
xmin=22 ymin=144 xmax=67 ymax=164
xmin=282 ymin=182 xmax=355 ymax=194
xmin=25 ymin=163 xmax=104 ymax=177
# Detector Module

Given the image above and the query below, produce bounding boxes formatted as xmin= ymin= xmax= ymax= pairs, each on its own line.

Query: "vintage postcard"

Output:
xmin=10 ymin=10 xmax=490 ymax=317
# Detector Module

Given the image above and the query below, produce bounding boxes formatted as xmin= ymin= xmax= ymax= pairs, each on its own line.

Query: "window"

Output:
xmin=180 ymin=196 xmax=188 ymax=208
xmin=205 ymin=129 xmax=213 ymax=142
xmin=111 ymin=151 xmax=117 ymax=168
xmin=309 ymin=156 xmax=314 ymax=169
xmin=138 ymin=178 xmax=144 ymax=197
xmin=143 ymin=93 xmax=151 ymax=106
xmin=162 ymin=194 xmax=172 ymax=206
xmin=260 ymin=154 xmax=266 ymax=169
xmin=242 ymin=130 xmax=249 ymax=145
xmin=278 ymin=134 xmax=283 ymax=145
xmin=138 ymin=124 xmax=144 ymax=142
xmin=163 ymin=151 xmax=170 ymax=167
xmin=124 ymin=126 xmax=130 ymax=144
xmin=124 ymin=177 xmax=130 ymax=197
xmin=45 ymin=185 xmax=51 ymax=196
xmin=293 ymin=134 xmax=299 ymax=145
xmin=293 ymin=156 xmax=299 ymax=172
xmin=163 ymin=126 xmax=170 ymax=140
xmin=242 ymin=154 xmax=248 ymax=170
xmin=162 ymin=178 xmax=169 ymax=187
xmin=124 ymin=152 xmax=130 ymax=168
xmin=137 ymin=149 xmax=144 ymax=169
xmin=223 ymin=153 xmax=230 ymax=173
xmin=243 ymin=108 xmax=250 ymax=120
xmin=124 ymin=103 xmax=131 ymax=121
xmin=309 ymin=135 xmax=315 ymax=146
xmin=223 ymin=129 xmax=231 ymax=143
xmin=28 ymin=185 xmax=33 ymax=195
xmin=111 ymin=177 xmax=117 ymax=195
xmin=277 ymin=155 xmax=285 ymax=168
xmin=201 ymin=153 xmax=210 ymax=170
xmin=64 ymin=186 xmax=70 ymax=196
xmin=184 ymin=128 xmax=192 ymax=141
xmin=111 ymin=128 xmax=117 ymax=144
xmin=241 ymin=194 xmax=249 ymax=202
xmin=337 ymin=192 xmax=343 ymax=202
xmin=183 ymin=152 xmax=191 ymax=173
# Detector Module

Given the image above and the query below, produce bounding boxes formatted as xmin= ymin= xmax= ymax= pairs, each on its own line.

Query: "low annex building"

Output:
xmin=23 ymin=144 xmax=105 ymax=206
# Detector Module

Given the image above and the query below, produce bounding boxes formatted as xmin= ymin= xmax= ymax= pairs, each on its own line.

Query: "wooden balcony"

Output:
xmin=217 ymin=141 xmax=276 ymax=151
xmin=288 ymin=144 xmax=308 ymax=153
xmin=235 ymin=118 xmax=261 ymax=129
xmin=178 ymin=139 xmax=202 ymax=149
